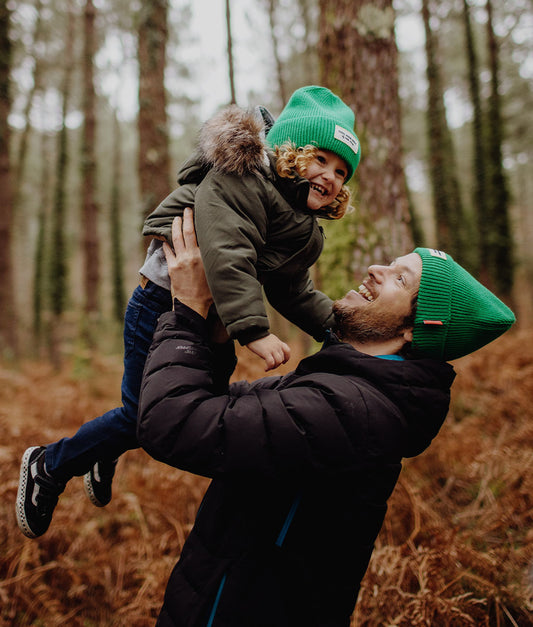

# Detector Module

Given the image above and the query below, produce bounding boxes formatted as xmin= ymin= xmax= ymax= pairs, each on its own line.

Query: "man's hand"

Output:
xmin=163 ymin=208 xmax=213 ymax=318
xmin=246 ymin=333 xmax=291 ymax=371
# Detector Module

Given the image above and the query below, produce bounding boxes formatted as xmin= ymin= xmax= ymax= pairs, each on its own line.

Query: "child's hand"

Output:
xmin=246 ymin=334 xmax=291 ymax=371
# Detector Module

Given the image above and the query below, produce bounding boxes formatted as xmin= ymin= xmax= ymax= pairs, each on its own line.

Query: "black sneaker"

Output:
xmin=16 ymin=446 xmax=65 ymax=538
xmin=83 ymin=459 xmax=118 ymax=507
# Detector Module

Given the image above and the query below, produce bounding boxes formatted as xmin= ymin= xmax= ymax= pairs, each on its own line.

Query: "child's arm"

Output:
xmin=246 ymin=334 xmax=291 ymax=372
xmin=264 ymin=271 xmax=334 ymax=342
xmin=143 ymin=185 xmax=196 ymax=243
xmin=195 ymin=174 xmax=272 ymax=343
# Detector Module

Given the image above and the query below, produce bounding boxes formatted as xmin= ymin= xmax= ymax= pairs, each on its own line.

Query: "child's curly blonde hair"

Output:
xmin=275 ymin=142 xmax=353 ymax=220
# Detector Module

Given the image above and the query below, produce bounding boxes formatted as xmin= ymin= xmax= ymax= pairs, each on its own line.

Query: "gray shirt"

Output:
xmin=139 ymin=240 xmax=171 ymax=291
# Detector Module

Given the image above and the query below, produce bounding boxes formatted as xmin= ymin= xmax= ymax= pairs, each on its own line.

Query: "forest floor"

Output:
xmin=1 ymin=330 xmax=532 ymax=626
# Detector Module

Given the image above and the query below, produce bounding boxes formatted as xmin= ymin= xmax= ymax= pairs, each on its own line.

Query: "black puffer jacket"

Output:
xmin=138 ymin=302 xmax=456 ymax=627
xmin=142 ymin=106 xmax=334 ymax=345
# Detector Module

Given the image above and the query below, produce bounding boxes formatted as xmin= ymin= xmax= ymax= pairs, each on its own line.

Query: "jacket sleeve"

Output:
xmin=194 ymin=171 xmax=272 ymax=345
xmin=138 ymin=301 xmax=381 ymax=481
xmin=142 ymin=185 xmax=197 ymax=242
xmin=263 ymin=271 xmax=334 ymax=342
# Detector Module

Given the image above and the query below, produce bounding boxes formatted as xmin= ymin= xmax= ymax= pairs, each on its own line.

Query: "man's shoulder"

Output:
xmin=293 ymin=343 xmax=454 ymax=400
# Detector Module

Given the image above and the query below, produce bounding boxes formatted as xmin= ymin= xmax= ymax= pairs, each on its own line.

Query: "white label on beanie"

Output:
xmin=429 ymin=249 xmax=447 ymax=260
xmin=334 ymin=125 xmax=359 ymax=154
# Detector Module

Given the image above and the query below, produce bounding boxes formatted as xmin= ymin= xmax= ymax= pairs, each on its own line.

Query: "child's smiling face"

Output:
xmin=305 ymin=149 xmax=348 ymax=211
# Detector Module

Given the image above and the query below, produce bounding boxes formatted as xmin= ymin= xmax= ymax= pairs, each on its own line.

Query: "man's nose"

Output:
xmin=367 ymin=265 xmax=388 ymax=281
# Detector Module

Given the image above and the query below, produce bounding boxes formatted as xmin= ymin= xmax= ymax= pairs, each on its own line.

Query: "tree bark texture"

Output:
xmin=319 ymin=0 xmax=412 ymax=273
xmin=421 ymin=0 xmax=467 ymax=264
xmin=266 ymin=0 xmax=288 ymax=108
xmin=82 ymin=0 xmax=100 ymax=317
xmin=49 ymin=3 xmax=75 ymax=320
xmin=463 ymin=0 xmax=487 ymax=275
xmin=226 ymin=0 xmax=236 ymax=104
xmin=33 ymin=132 xmax=51 ymax=344
xmin=485 ymin=0 xmax=514 ymax=296
xmin=110 ymin=111 xmax=126 ymax=323
xmin=15 ymin=0 xmax=44 ymax=194
xmin=138 ymin=0 xmax=171 ymax=224
xmin=0 ymin=0 xmax=16 ymax=355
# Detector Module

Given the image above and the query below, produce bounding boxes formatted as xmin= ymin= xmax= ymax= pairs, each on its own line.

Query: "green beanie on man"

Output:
xmin=412 ymin=248 xmax=515 ymax=361
xmin=266 ymin=85 xmax=361 ymax=181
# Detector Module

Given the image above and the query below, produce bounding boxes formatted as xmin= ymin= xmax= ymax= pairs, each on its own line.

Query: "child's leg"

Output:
xmin=44 ymin=280 xmax=172 ymax=482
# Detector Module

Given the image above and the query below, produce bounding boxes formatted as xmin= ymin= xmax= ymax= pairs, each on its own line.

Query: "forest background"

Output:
xmin=0 ymin=0 xmax=532 ymax=625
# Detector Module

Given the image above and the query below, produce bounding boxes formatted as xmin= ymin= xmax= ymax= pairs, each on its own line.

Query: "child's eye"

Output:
xmin=316 ymin=154 xmax=326 ymax=164
xmin=336 ymin=168 xmax=346 ymax=178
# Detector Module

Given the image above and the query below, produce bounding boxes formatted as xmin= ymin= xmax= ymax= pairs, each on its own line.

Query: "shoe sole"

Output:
xmin=16 ymin=446 xmax=41 ymax=539
xmin=83 ymin=471 xmax=107 ymax=508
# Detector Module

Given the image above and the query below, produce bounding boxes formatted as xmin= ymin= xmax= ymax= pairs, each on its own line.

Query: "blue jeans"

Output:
xmin=45 ymin=280 xmax=172 ymax=482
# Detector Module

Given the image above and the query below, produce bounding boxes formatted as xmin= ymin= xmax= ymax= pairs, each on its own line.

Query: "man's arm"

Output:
xmin=138 ymin=299 xmax=394 ymax=480
xmin=139 ymin=209 xmax=405 ymax=479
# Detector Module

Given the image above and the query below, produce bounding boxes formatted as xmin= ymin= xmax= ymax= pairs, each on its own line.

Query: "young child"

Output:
xmin=16 ymin=85 xmax=361 ymax=538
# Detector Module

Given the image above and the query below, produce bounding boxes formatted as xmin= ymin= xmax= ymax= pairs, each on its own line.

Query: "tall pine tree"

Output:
xmin=48 ymin=0 xmax=75 ymax=367
xmin=81 ymin=0 xmax=100 ymax=327
xmin=318 ymin=0 xmax=412 ymax=293
xmin=463 ymin=0 xmax=486 ymax=275
xmin=138 ymin=0 xmax=171 ymax=226
xmin=0 ymin=0 xmax=16 ymax=357
xmin=485 ymin=0 xmax=514 ymax=297
xmin=422 ymin=0 xmax=470 ymax=267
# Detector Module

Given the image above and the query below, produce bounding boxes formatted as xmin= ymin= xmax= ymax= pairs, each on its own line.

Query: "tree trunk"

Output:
xmin=421 ymin=0 xmax=469 ymax=266
xmin=81 ymin=0 xmax=100 ymax=324
xmin=33 ymin=131 xmax=52 ymax=350
xmin=225 ymin=0 xmax=236 ymax=104
xmin=138 ymin=0 xmax=171 ymax=228
xmin=463 ymin=0 xmax=486 ymax=276
xmin=295 ymin=0 xmax=318 ymax=85
xmin=318 ymin=0 xmax=412 ymax=278
xmin=110 ymin=110 xmax=126 ymax=323
xmin=485 ymin=0 xmax=514 ymax=297
xmin=463 ymin=0 xmax=488 ymax=278
xmin=48 ymin=0 xmax=75 ymax=367
xmin=0 ymin=0 xmax=16 ymax=357
xmin=15 ymin=0 xmax=44 ymax=194
xmin=266 ymin=0 xmax=287 ymax=108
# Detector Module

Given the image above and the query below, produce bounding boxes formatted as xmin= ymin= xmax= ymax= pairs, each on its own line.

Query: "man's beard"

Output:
xmin=332 ymin=300 xmax=409 ymax=345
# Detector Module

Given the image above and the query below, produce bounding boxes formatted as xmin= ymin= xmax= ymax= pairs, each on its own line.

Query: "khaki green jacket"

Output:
xmin=143 ymin=106 xmax=333 ymax=345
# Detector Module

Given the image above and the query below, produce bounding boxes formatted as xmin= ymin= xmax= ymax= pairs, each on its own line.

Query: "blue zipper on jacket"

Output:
xmin=206 ymin=573 xmax=227 ymax=627
xmin=205 ymin=493 xmax=301 ymax=625
xmin=276 ymin=492 xmax=302 ymax=547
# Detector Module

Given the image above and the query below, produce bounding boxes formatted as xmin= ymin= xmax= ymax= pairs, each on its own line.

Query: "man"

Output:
xmin=137 ymin=209 xmax=515 ymax=627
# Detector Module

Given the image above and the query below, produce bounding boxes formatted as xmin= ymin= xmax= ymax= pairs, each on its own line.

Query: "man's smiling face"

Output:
xmin=332 ymin=253 xmax=422 ymax=347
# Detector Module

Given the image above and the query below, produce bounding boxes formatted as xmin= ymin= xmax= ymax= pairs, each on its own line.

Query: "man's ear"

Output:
xmin=402 ymin=327 xmax=414 ymax=343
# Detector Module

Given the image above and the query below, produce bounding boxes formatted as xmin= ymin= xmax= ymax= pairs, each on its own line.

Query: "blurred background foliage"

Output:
xmin=0 ymin=0 xmax=531 ymax=361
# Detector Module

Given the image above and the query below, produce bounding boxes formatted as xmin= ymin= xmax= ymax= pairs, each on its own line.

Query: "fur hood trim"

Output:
xmin=198 ymin=105 xmax=269 ymax=176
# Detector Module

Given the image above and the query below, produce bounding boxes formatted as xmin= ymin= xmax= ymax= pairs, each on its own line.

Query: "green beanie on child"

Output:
xmin=266 ymin=85 xmax=361 ymax=181
xmin=412 ymin=248 xmax=515 ymax=361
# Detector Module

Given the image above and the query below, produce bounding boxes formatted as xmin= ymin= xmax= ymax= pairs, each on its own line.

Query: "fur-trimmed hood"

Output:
xmin=196 ymin=105 xmax=271 ymax=177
